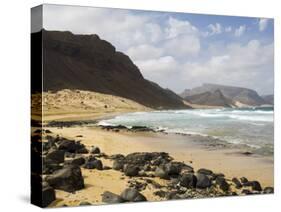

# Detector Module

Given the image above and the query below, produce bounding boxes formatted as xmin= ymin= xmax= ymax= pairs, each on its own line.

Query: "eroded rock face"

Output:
xmin=39 ymin=30 xmax=187 ymax=109
xmin=45 ymin=165 xmax=84 ymax=192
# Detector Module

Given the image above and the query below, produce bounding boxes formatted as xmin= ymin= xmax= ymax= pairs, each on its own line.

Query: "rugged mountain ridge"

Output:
xmin=184 ymin=89 xmax=233 ymax=107
xmin=33 ymin=30 xmax=187 ymax=109
xmin=261 ymin=95 xmax=274 ymax=105
xmin=181 ymin=83 xmax=266 ymax=106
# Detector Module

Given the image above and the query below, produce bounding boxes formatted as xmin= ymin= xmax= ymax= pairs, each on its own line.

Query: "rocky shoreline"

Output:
xmin=31 ymin=128 xmax=274 ymax=207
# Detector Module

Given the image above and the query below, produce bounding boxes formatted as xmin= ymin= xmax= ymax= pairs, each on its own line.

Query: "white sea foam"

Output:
xmin=97 ymin=108 xmax=273 ymax=155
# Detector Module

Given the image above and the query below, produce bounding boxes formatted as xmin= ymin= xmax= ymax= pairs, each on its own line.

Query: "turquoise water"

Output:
xmin=98 ymin=107 xmax=274 ymax=155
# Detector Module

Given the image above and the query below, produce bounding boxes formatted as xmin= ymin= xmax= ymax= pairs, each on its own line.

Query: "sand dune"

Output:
xmin=32 ymin=89 xmax=150 ymax=121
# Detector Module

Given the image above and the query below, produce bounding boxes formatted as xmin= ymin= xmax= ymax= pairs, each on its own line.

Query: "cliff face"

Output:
xmin=184 ymin=90 xmax=233 ymax=107
xmin=33 ymin=30 xmax=187 ymax=109
xmin=181 ymin=83 xmax=266 ymax=106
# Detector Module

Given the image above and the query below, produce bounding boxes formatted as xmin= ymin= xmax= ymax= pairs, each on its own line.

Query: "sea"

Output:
xmin=98 ymin=107 xmax=274 ymax=156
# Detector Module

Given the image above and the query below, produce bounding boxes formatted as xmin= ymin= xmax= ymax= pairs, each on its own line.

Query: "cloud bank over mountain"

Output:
xmin=42 ymin=5 xmax=274 ymax=95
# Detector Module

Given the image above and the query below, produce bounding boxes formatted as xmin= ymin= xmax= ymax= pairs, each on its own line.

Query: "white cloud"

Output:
xmin=207 ymin=23 xmax=222 ymax=35
xmin=165 ymin=17 xmax=198 ymax=39
xmin=225 ymin=26 xmax=232 ymax=32
xmin=259 ymin=18 xmax=269 ymax=31
xmin=126 ymin=44 xmax=163 ymax=61
xmin=181 ymin=40 xmax=273 ymax=94
xmin=234 ymin=25 xmax=246 ymax=37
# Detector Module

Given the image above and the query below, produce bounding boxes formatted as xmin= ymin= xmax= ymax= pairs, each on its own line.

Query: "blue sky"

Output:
xmin=41 ymin=4 xmax=274 ymax=95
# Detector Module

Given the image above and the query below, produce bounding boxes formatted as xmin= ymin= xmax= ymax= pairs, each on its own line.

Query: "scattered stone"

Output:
xmin=112 ymin=160 xmax=125 ymax=171
xmin=196 ymin=173 xmax=212 ymax=189
xmin=90 ymin=146 xmax=101 ymax=154
xmin=263 ymin=187 xmax=274 ymax=194
xmin=197 ymin=168 xmax=213 ymax=176
xmin=232 ymin=177 xmax=242 ymax=189
xmin=120 ymin=188 xmax=147 ymax=202
xmin=84 ymin=159 xmax=103 ymax=170
xmin=65 ymin=157 xmax=85 ymax=166
xmin=123 ymin=164 xmax=139 ymax=176
xmin=79 ymin=201 xmax=91 ymax=206
xmin=46 ymin=165 xmax=84 ymax=192
xmin=45 ymin=129 xmax=52 ymax=134
xmin=241 ymin=189 xmax=252 ymax=195
xmin=240 ymin=177 xmax=248 ymax=184
xmin=153 ymin=190 xmax=166 ymax=198
xmin=155 ymin=166 xmax=169 ymax=179
xmin=216 ymin=177 xmax=229 ymax=192
xmin=250 ymin=181 xmax=262 ymax=191
xmin=179 ymin=173 xmax=197 ymax=188
xmin=45 ymin=149 xmax=65 ymax=164
xmin=101 ymin=191 xmax=124 ymax=203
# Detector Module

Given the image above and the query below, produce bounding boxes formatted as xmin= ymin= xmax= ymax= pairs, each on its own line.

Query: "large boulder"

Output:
xmin=197 ymin=168 xmax=213 ymax=176
xmin=196 ymin=173 xmax=212 ymax=189
xmin=45 ymin=149 xmax=65 ymax=164
xmin=232 ymin=177 xmax=242 ymax=189
xmin=112 ymin=160 xmax=125 ymax=171
xmin=45 ymin=165 xmax=84 ymax=192
xmin=263 ymin=187 xmax=274 ymax=194
xmin=179 ymin=173 xmax=197 ymax=188
xmin=216 ymin=177 xmax=229 ymax=192
xmin=120 ymin=188 xmax=147 ymax=202
xmin=57 ymin=139 xmax=87 ymax=153
xmin=123 ymin=164 xmax=139 ymax=176
xmin=154 ymin=166 xmax=169 ymax=179
xmin=249 ymin=181 xmax=262 ymax=191
xmin=101 ymin=191 xmax=125 ymax=204
xmin=65 ymin=157 xmax=85 ymax=166
xmin=83 ymin=159 xmax=103 ymax=170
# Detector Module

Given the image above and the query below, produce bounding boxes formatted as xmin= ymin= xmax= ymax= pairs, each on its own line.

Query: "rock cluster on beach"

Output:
xmin=32 ymin=128 xmax=274 ymax=207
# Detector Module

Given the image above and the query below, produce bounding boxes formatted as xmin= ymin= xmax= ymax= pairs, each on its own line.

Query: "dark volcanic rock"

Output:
xmin=155 ymin=166 xmax=169 ymax=179
xmin=84 ymin=158 xmax=103 ymax=170
xmin=57 ymin=139 xmax=87 ymax=153
xmin=179 ymin=173 xmax=197 ymax=188
xmin=112 ymin=160 xmax=125 ymax=171
xmin=45 ymin=165 xmax=84 ymax=192
xmin=232 ymin=177 xmax=242 ymax=189
xmin=79 ymin=201 xmax=91 ymax=206
xmin=249 ymin=181 xmax=262 ymax=191
xmin=240 ymin=177 xmax=248 ymax=184
xmin=123 ymin=164 xmax=139 ymax=176
xmin=42 ymin=184 xmax=56 ymax=207
xmin=197 ymin=168 xmax=213 ymax=176
xmin=90 ymin=146 xmax=101 ymax=154
xmin=101 ymin=191 xmax=124 ymax=204
xmin=120 ymin=188 xmax=147 ymax=202
xmin=216 ymin=177 xmax=229 ymax=192
xmin=263 ymin=187 xmax=274 ymax=194
xmin=65 ymin=157 xmax=86 ymax=166
xmin=196 ymin=173 xmax=212 ymax=189
xmin=45 ymin=149 xmax=65 ymax=164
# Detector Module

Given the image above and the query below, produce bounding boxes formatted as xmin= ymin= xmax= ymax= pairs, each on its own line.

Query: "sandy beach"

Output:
xmin=32 ymin=90 xmax=274 ymax=207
